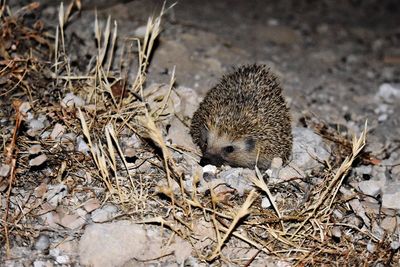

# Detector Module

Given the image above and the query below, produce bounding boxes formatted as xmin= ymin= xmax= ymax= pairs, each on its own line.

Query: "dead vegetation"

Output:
xmin=0 ymin=2 xmax=399 ymax=266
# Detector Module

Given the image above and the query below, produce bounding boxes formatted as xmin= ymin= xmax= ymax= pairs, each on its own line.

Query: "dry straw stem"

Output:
xmin=79 ymin=109 xmax=139 ymax=203
xmin=154 ymin=65 xmax=176 ymax=119
xmin=292 ymin=120 xmax=368 ymax=238
xmin=139 ymin=217 xmax=186 ymax=238
xmin=56 ymin=2 xmax=72 ymax=89
xmin=252 ymin=165 xmax=285 ymax=231
xmin=138 ymin=113 xmax=178 ymax=205
xmin=131 ymin=2 xmax=176 ymax=95
xmin=78 ymin=109 xmax=113 ymax=190
xmin=3 ymin=100 xmax=23 ymax=257
xmin=207 ymin=189 xmax=258 ymax=261
xmin=105 ymin=124 xmax=137 ymax=194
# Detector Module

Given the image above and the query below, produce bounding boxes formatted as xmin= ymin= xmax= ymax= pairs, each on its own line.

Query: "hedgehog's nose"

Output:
xmin=199 ymin=157 xmax=211 ymax=166
xmin=200 ymin=153 xmax=224 ymax=167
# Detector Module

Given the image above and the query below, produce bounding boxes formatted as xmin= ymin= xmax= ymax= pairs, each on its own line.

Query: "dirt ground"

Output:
xmin=1 ymin=0 xmax=400 ymax=266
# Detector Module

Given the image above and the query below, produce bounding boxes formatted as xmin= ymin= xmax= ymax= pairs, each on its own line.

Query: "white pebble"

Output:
xmin=61 ymin=92 xmax=85 ymax=108
xmin=133 ymin=25 xmax=148 ymax=38
xmin=358 ymin=180 xmax=381 ymax=197
xmin=29 ymin=154 xmax=47 ymax=166
xmin=367 ymin=240 xmax=376 ymax=253
xmin=377 ymin=83 xmax=400 ymax=103
xmin=391 ymin=241 xmax=400 ymax=250
xmin=261 ymin=197 xmax=271 ymax=209
xmin=50 ymin=123 xmax=65 ymax=140
xmin=378 ymin=114 xmax=388 ymax=122
xmin=0 ymin=164 xmax=10 ymax=177
xmin=56 ymin=255 xmax=70 ymax=264
xmin=202 ymin=164 xmax=217 ymax=175
xmin=29 ymin=145 xmax=42 ymax=155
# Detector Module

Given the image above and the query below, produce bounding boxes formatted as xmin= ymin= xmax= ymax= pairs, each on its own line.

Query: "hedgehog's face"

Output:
xmin=199 ymin=128 xmax=257 ymax=169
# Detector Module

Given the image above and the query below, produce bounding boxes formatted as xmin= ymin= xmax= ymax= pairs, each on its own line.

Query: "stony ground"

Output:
xmin=1 ymin=0 xmax=400 ymax=266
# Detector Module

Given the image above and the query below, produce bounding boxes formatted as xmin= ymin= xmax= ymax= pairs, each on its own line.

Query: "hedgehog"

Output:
xmin=190 ymin=64 xmax=292 ymax=170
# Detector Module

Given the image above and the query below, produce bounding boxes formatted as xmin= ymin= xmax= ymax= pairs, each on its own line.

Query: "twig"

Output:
xmin=3 ymin=100 xmax=23 ymax=258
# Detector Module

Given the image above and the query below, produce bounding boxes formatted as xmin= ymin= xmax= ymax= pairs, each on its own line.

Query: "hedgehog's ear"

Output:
xmin=245 ymin=137 xmax=255 ymax=151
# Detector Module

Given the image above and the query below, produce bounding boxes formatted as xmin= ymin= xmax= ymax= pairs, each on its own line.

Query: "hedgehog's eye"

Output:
xmin=223 ymin=146 xmax=235 ymax=154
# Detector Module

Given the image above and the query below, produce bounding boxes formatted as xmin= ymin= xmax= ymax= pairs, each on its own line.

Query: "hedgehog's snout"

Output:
xmin=200 ymin=152 xmax=225 ymax=167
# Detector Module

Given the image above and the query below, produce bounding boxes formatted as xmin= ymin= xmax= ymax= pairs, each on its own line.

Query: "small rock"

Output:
xmin=28 ymin=119 xmax=45 ymax=136
xmin=291 ymin=127 xmax=330 ymax=170
xmin=29 ymin=154 xmax=47 ymax=166
xmin=123 ymin=147 xmax=136 ymax=158
xmin=344 ymin=214 xmax=362 ymax=229
xmin=378 ymin=113 xmax=388 ymax=122
xmin=0 ymin=164 xmax=11 ymax=177
xmin=44 ymin=184 xmax=68 ymax=207
xmin=37 ymin=114 xmax=48 ymax=123
xmin=34 ymin=183 xmax=48 ymax=198
xmin=372 ymin=166 xmax=387 ymax=184
xmin=19 ymin=101 xmax=31 ymax=114
xmin=317 ymin=24 xmax=329 ymax=34
xmin=331 ymin=226 xmax=341 ymax=239
xmin=341 ymin=187 xmax=370 ymax=227
xmin=261 ymin=197 xmax=271 ymax=209
xmin=278 ymin=163 xmax=305 ymax=180
xmin=61 ymin=92 xmax=85 ymax=108
xmin=91 ymin=204 xmax=118 ymax=223
xmin=374 ymin=103 xmax=390 ymax=115
xmin=175 ymin=86 xmax=201 ymax=118
xmin=218 ymin=168 xmax=254 ymax=196
xmin=392 ymin=165 xmax=400 ymax=178
xmin=76 ymin=136 xmax=90 ymax=154
xmin=83 ymin=198 xmax=101 ymax=213
xmin=79 ymin=221 xmax=164 ymax=267
xmin=56 ymin=255 xmax=70 ymax=264
xmin=380 ymin=216 xmax=397 ymax=232
xmin=166 ymin=117 xmax=195 ymax=148
xmin=29 ymin=145 xmax=42 ymax=155
xmin=382 ymin=192 xmax=400 ymax=210
xmin=203 ymin=164 xmax=217 ymax=181
xmin=371 ymin=223 xmax=385 ymax=241
xmin=376 ymin=83 xmax=400 ymax=103
xmin=332 ymin=209 xmax=344 ymax=220
xmin=391 ymin=241 xmax=400 ymax=250
xmin=203 ymin=164 xmax=217 ymax=174
xmin=365 ymin=139 xmax=384 ymax=154
xmin=362 ymin=201 xmax=381 ymax=215
xmin=59 ymin=213 xmax=86 ymax=229
xmin=124 ymin=134 xmax=142 ymax=149
xmin=50 ymin=123 xmax=65 ymax=140
xmin=34 ymin=234 xmax=50 ymax=251
xmin=367 ymin=240 xmax=376 ymax=253
xmin=61 ymin=132 xmax=76 ymax=143
xmin=354 ymin=165 xmax=372 ymax=176
xmin=29 ymin=119 xmax=45 ymax=130
xmin=382 ymin=152 xmax=400 ymax=166
xmin=358 ymin=180 xmax=381 ymax=197
xmin=133 ymin=25 xmax=147 ymax=38
xmin=49 ymin=248 xmax=61 ymax=257
xmin=40 ymin=210 xmax=61 ymax=228
xmin=40 ymin=131 xmax=51 ymax=139
xmin=33 ymin=260 xmax=51 ymax=267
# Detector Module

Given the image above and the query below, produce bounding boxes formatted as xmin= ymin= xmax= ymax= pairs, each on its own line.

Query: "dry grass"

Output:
xmin=0 ymin=2 xmax=398 ymax=266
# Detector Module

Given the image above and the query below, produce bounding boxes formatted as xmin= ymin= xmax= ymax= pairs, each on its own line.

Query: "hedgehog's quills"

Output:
xmin=190 ymin=64 xmax=293 ymax=170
